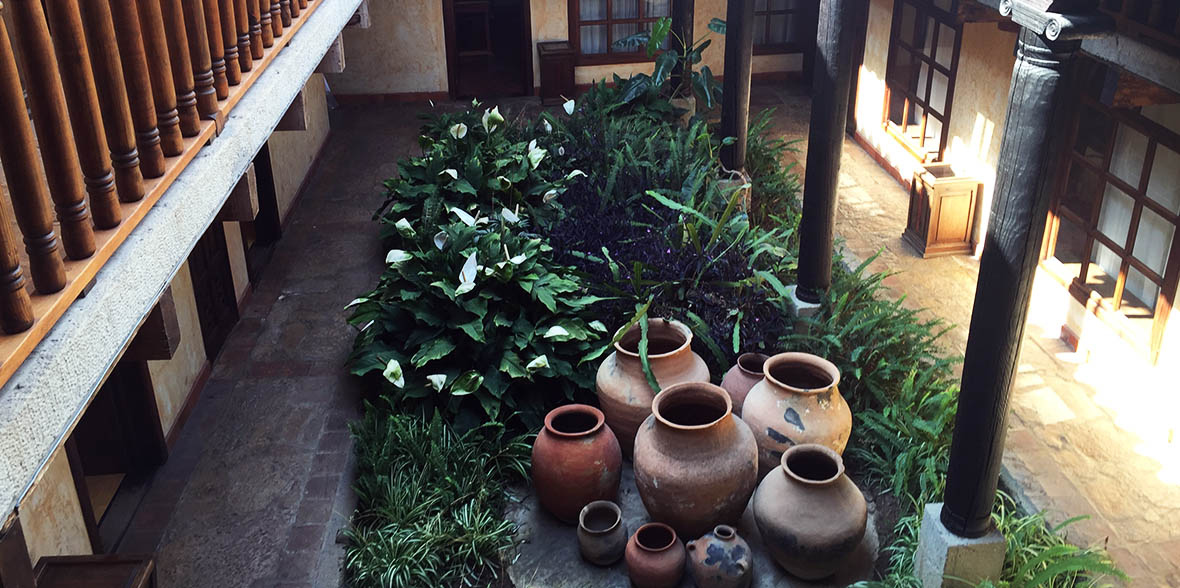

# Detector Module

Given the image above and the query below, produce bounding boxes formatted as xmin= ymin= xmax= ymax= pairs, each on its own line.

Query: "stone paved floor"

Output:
xmin=752 ymin=83 xmax=1180 ymax=584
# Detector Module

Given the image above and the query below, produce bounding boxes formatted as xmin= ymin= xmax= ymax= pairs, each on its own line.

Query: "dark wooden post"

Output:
xmin=159 ymin=0 xmax=202 ymax=135
xmin=6 ymin=0 xmax=96 ymax=259
xmin=180 ymin=0 xmax=219 ymax=116
xmin=288 ymin=0 xmax=300 ymax=20
xmin=45 ymin=0 xmax=122 ymax=229
xmin=202 ymin=0 xmax=229 ymax=99
xmin=269 ymin=0 xmax=283 ymax=38
xmin=0 ymin=5 xmax=66 ymax=297
xmin=669 ymin=0 xmax=693 ymax=92
xmin=941 ymin=2 xmax=1110 ymax=538
xmin=234 ymin=0 xmax=254 ymax=71
xmin=279 ymin=0 xmax=291 ymax=26
xmin=218 ymin=0 xmax=242 ymax=85
xmin=136 ymin=0 xmax=184 ymax=153
xmin=108 ymin=0 xmax=166 ymax=179
xmin=795 ymin=0 xmax=854 ymax=303
xmin=298 ymin=0 xmax=307 ymax=10
xmin=719 ymin=0 xmax=753 ymax=171
xmin=258 ymin=0 xmax=274 ymax=48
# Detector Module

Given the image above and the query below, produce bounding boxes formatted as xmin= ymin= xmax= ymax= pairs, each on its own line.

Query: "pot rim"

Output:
xmin=736 ymin=352 xmax=769 ymax=377
xmin=634 ymin=522 xmax=678 ymax=552
xmin=652 ymin=382 xmax=732 ymax=431
xmin=613 ymin=319 xmax=693 ymax=360
xmin=713 ymin=524 xmax=737 ymax=540
xmin=763 ymin=352 xmax=841 ymax=395
xmin=544 ymin=404 xmax=605 ymax=439
xmin=578 ymin=500 xmax=622 ymax=535
xmin=781 ymin=443 xmax=845 ymax=486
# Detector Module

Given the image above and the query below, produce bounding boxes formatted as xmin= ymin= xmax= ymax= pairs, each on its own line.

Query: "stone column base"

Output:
xmin=915 ymin=503 xmax=1005 ymax=588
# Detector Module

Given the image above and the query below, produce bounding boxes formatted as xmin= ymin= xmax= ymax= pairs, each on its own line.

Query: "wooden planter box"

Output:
xmin=537 ymin=41 xmax=575 ymax=106
xmin=902 ymin=163 xmax=981 ymax=258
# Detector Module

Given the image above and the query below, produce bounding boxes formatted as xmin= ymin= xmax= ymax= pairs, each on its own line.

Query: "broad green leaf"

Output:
xmin=452 ymin=371 xmax=484 ymax=396
xmin=411 ymin=338 xmax=456 ymax=367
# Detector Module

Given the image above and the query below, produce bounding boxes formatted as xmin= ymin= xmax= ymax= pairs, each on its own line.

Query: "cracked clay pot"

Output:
xmin=741 ymin=352 xmax=851 ymax=478
xmin=686 ymin=524 xmax=753 ymax=588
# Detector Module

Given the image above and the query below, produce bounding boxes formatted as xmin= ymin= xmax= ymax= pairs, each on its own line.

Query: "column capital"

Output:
xmin=998 ymin=0 xmax=1113 ymax=41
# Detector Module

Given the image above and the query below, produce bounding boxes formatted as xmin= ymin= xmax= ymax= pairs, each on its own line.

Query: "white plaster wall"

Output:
xmin=269 ymin=75 xmax=331 ymax=223
xmin=326 ymin=0 xmax=449 ymax=95
xmin=19 ymin=445 xmax=91 ymax=565
xmin=147 ymin=262 xmax=207 ymax=437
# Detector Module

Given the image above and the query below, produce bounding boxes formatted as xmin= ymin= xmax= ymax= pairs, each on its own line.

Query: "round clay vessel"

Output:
xmin=720 ymin=352 xmax=767 ymax=416
xmin=686 ymin=524 xmax=753 ymax=588
xmin=577 ymin=500 xmax=627 ymax=566
xmin=625 ymin=522 xmax=685 ymax=588
xmin=531 ymin=404 xmax=622 ymax=524
xmin=633 ymin=382 xmax=758 ymax=539
xmin=595 ymin=318 xmax=709 ymax=455
xmin=752 ymin=444 xmax=867 ymax=580
xmin=742 ymin=352 xmax=851 ymax=478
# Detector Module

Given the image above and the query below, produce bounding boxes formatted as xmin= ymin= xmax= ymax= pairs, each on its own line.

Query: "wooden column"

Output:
xmin=45 ymin=0 xmax=122 ymax=229
xmin=269 ymin=0 xmax=283 ymax=38
xmin=941 ymin=4 xmax=1109 ymax=538
xmin=181 ymin=0 xmax=219 ymax=116
xmin=136 ymin=0 xmax=184 ymax=153
xmin=218 ymin=0 xmax=242 ymax=85
xmin=234 ymin=0 xmax=254 ymax=71
xmin=259 ymin=0 xmax=274 ymax=47
xmin=0 ymin=6 xmax=64 ymax=306
xmin=719 ymin=0 xmax=753 ymax=171
xmin=669 ymin=0 xmax=693 ymax=93
xmin=109 ymin=0 xmax=166 ymax=177
xmin=80 ymin=0 xmax=145 ymax=203
xmin=6 ymin=0 xmax=95 ymax=259
xmin=202 ymin=0 xmax=229 ymax=99
xmin=795 ymin=0 xmax=854 ymax=302
xmin=159 ymin=0 xmax=202 ymax=135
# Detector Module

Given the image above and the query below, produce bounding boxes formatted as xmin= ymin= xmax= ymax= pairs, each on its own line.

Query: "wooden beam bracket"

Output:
xmin=347 ymin=0 xmax=370 ymax=29
xmin=218 ymin=163 xmax=260 ymax=222
xmin=275 ymin=88 xmax=307 ymax=131
xmin=316 ymin=35 xmax=345 ymax=74
xmin=124 ymin=287 xmax=181 ymax=362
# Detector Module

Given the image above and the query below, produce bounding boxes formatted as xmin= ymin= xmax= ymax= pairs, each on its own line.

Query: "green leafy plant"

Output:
xmin=612 ymin=16 xmax=726 ymax=108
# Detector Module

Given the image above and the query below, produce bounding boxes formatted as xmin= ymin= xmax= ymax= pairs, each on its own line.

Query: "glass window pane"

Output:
xmin=889 ymin=47 xmax=914 ymax=87
xmin=643 ymin=0 xmax=670 ymax=17
xmin=921 ymin=17 xmax=936 ymax=57
xmin=1061 ymin=161 xmax=1100 ymax=220
xmin=753 ymin=15 xmax=768 ymax=44
xmin=1109 ymin=123 xmax=1148 ymax=187
xmin=899 ymin=2 xmax=917 ymax=46
xmin=612 ymin=0 xmax=638 ymax=19
xmin=933 ymin=0 xmax=953 ymax=11
xmin=611 ymin=23 xmax=640 ymax=51
xmin=887 ymin=91 xmax=908 ymax=127
xmin=1123 ymin=267 xmax=1159 ymax=317
xmin=756 ymin=0 xmax=768 ymax=11
xmin=1087 ymin=242 xmax=1120 ymax=301
xmin=1053 ymin=215 xmax=1088 ymax=280
xmin=916 ymin=62 xmax=930 ymax=99
xmin=929 ymin=70 xmax=949 ymax=114
xmin=924 ymin=116 xmax=943 ymax=149
xmin=581 ymin=25 xmax=607 ymax=54
xmin=1147 ymin=145 xmax=1180 ymax=215
xmin=1072 ymin=105 xmax=1112 ymax=166
xmin=580 ymin=0 xmax=606 ymax=20
xmin=1097 ymin=182 xmax=1135 ymax=246
xmin=1132 ymin=207 xmax=1175 ymax=276
xmin=769 ymin=14 xmax=788 ymax=43
xmin=770 ymin=0 xmax=791 ymax=9
xmin=935 ymin=24 xmax=956 ymax=68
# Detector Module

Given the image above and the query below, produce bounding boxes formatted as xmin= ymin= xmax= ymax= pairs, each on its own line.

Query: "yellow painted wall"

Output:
xmin=268 ymin=75 xmax=330 ymax=223
xmin=325 ymin=0 xmax=449 ymax=95
xmin=20 ymin=445 xmax=91 ymax=565
xmin=148 ymin=262 xmax=207 ymax=437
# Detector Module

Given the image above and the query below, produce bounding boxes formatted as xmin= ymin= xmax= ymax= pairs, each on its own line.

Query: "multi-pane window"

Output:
xmin=570 ymin=0 xmax=671 ymax=63
xmin=752 ymin=0 xmax=819 ymax=54
xmin=883 ymin=0 xmax=961 ymax=161
xmin=1045 ymin=97 xmax=1180 ymax=362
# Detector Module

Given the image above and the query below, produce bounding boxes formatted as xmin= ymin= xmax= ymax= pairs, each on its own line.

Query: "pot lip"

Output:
xmin=614 ymin=318 xmax=693 ymax=360
xmin=781 ymin=443 xmax=845 ymax=486
xmin=634 ymin=522 xmax=678 ymax=552
xmin=579 ymin=500 xmax=622 ymax=535
xmin=652 ymin=382 xmax=732 ymax=431
xmin=713 ymin=524 xmax=737 ymax=540
xmin=544 ymin=404 xmax=605 ymax=439
xmin=736 ymin=352 xmax=769 ymax=377
xmin=763 ymin=352 xmax=841 ymax=395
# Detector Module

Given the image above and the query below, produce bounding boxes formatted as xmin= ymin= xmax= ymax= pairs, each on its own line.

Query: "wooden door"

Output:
xmin=442 ymin=0 xmax=534 ymax=98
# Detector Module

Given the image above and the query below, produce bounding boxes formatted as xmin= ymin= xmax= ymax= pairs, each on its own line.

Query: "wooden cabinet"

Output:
xmin=537 ymin=41 xmax=575 ymax=105
xmin=902 ymin=163 xmax=981 ymax=258
xmin=35 ymin=554 xmax=157 ymax=588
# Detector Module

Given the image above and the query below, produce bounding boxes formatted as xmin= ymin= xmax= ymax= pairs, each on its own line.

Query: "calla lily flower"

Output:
xmin=433 ymin=231 xmax=449 ymax=251
xmin=482 ymin=106 xmax=504 ymax=132
xmin=439 ymin=168 xmax=459 ymax=180
xmin=542 ymin=119 xmax=553 ymax=133
xmin=563 ymin=99 xmax=575 ymax=115
xmin=544 ymin=326 xmax=570 ymax=339
xmin=566 ymin=169 xmax=586 ymax=179
xmin=451 ymin=208 xmax=477 ymax=226
xmin=501 ymin=207 xmax=520 ymax=224
xmin=456 ymin=252 xmax=478 ymax=295
xmin=543 ymin=189 xmax=559 ymax=203
xmin=394 ymin=218 xmax=415 ymax=237
xmin=527 ymin=143 xmax=547 ymax=170
xmin=449 ymin=123 xmax=468 ymax=139
xmin=383 ymin=359 xmax=405 ymax=388
xmin=385 ymin=249 xmax=412 ymax=264
xmin=527 ymin=355 xmax=549 ymax=372
xmin=427 ymin=374 xmax=447 ymax=391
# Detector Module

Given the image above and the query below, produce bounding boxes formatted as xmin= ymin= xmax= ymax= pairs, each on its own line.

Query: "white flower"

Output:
xmin=482 ymin=106 xmax=504 ymax=132
xmin=426 ymin=374 xmax=447 ymax=391
xmin=558 ymin=145 xmax=565 ymax=156
xmin=526 ymin=355 xmax=550 ymax=372
xmin=543 ymin=326 xmax=570 ymax=339
xmin=439 ymin=168 xmax=459 ymax=180
xmin=345 ymin=297 xmax=368 ymax=309
xmin=501 ymin=207 xmax=520 ymax=224
xmin=449 ymin=123 xmax=468 ymax=139
xmin=394 ymin=218 xmax=415 ymax=237
xmin=451 ymin=207 xmax=477 ymax=226
xmin=542 ymin=119 xmax=552 ymax=133
xmin=456 ymin=252 xmax=478 ymax=295
xmin=527 ymin=140 xmax=547 ymax=170
xmin=433 ymin=231 xmax=449 ymax=251
xmin=563 ymin=99 xmax=575 ymax=115
xmin=489 ymin=175 xmax=511 ymax=191
xmin=385 ymin=249 xmax=412 ymax=264
xmin=543 ymin=189 xmax=559 ymax=204
xmin=566 ymin=169 xmax=586 ymax=180
xmin=382 ymin=359 xmax=405 ymax=388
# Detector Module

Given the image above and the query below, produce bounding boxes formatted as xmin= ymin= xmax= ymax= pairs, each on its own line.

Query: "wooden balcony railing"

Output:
xmin=0 ymin=0 xmax=320 ymax=386
xmin=1100 ymin=0 xmax=1180 ymax=56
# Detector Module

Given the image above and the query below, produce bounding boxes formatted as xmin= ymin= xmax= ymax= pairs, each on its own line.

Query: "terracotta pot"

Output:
xmin=530 ymin=404 xmax=622 ymax=524
xmin=742 ymin=352 xmax=851 ymax=477
xmin=625 ymin=522 xmax=685 ymax=588
xmin=633 ymin=382 xmax=758 ymax=539
xmin=720 ymin=352 xmax=767 ymax=416
xmin=686 ymin=524 xmax=753 ymax=588
xmin=577 ymin=500 xmax=627 ymax=566
xmin=595 ymin=318 xmax=709 ymax=455
xmin=752 ymin=444 xmax=867 ymax=580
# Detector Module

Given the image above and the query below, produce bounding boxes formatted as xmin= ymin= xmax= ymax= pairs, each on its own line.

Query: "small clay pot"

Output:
xmin=625 ymin=523 xmax=685 ymax=588
xmin=686 ymin=525 xmax=752 ymax=588
xmin=531 ymin=404 xmax=622 ymax=524
xmin=752 ymin=444 xmax=867 ymax=580
xmin=596 ymin=318 xmax=710 ymax=455
xmin=577 ymin=500 xmax=627 ymax=566
xmin=720 ymin=352 xmax=767 ymax=415
xmin=742 ymin=352 xmax=851 ymax=478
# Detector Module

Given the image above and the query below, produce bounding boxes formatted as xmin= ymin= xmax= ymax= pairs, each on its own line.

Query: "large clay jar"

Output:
xmin=577 ymin=500 xmax=627 ymax=566
xmin=720 ymin=352 xmax=767 ymax=416
xmin=531 ymin=404 xmax=622 ymax=524
xmin=633 ymin=382 xmax=758 ymax=539
xmin=686 ymin=524 xmax=753 ymax=588
xmin=742 ymin=352 xmax=851 ymax=477
xmin=596 ymin=318 xmax=709 ymax=455
xmin=753 ymin=444 xmax=867 ymax=580
xmin=625 ymin=523 xmax=685 ymax=588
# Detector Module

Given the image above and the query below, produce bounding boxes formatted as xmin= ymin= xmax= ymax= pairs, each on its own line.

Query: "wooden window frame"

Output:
xmin=881 ymin=0 xmax=962 ymax=163
xmin=1042 ymin=94 xmax=1180 ymax=364
xmin=567 ymin=0 xmax=671 ymax=65
xmin=751 ymin=0 xmax=820 ymax=56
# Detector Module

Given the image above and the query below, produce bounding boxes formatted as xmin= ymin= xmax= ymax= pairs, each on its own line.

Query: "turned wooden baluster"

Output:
xmin=106 ymin=0 xmax=166 ymax=180
xmin=234 ymin=0 xmax=253 ymax=70
xmin=288 ymin=0 xmax=299 ymax=20
xmin=218 ymin=0 xmax=242 ymax=85
xmin=258 ymin=0 xmax=273 ymax=47
xmin=158 ymin=0 xmax=201 ymax=135
xmin=6 ymin=0 xmax=95 ymax=259
xmin=298 ymin=0 xmax=307 ymax=10
xmin=0 ymin=201 xmax=33 ymax=333
xmin=279 ymin=0 xmax=291 ymax=27
xmin=44 ymin=0 xmax=121 ymax=229
xmin=135 ymin=0 xmax=184 ymax=151
xmin=79 ymin=0 xmax=144 ymax=202
xmin=247 ymin=0 xmax=264 ymax=57
xmin=201 ymin=0 xmax=228 ymax=99
xmin=179 ymin=0 xmax=218 ymax=116
xmin=269 ymin=0 xmax=282 ymax=37
xmin=0 ymin=8 xmax=67 ymax=297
